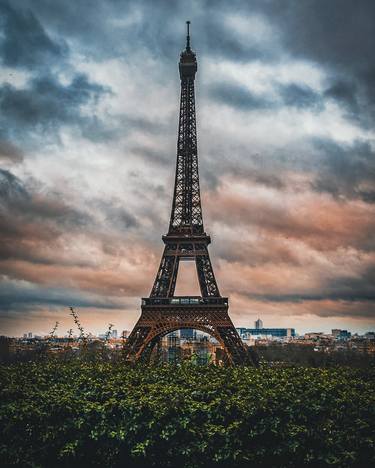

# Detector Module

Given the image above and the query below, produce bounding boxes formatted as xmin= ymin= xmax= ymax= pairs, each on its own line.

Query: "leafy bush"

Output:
xmin=0 ymin=362 xmax=374 ymax=467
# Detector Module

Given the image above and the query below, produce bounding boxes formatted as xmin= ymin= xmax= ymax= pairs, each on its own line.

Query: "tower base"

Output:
xmin=123 ymin=297 xmax=254 ymax=365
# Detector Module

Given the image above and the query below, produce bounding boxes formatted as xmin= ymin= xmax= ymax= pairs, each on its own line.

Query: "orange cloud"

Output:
xmin=205 ymin=178 xmax=375 ymax=252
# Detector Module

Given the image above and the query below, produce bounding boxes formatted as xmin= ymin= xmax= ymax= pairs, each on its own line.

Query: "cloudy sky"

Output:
xmin=0 ymin=0 xmax=374 ymax=337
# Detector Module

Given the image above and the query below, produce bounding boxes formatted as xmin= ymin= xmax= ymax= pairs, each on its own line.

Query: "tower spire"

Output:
xmin=186 ymin=20 xmax=191 ymax=50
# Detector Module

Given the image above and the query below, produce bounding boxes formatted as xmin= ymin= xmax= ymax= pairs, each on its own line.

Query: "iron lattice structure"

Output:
xmin=124 ymin=22 xmax=253 ymax=365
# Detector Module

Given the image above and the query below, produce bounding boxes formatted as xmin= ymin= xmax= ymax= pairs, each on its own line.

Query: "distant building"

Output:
xmin=111 ymin=329 xmax=118 ymax=339
xmin=237 ymin=327 xmax=295 ymax=339
xmin=23 ymin=333 xmax=27 ymax=338
xmin=332 ymin=329 xmax=351 ymax=340
xmin=167 ymin=332 xmax=181 ymax=363
xmin=27 ymin=332 xmax=32 ymax=339
xmin=180 ymin=328 xmax=195 ymax=340
xmin=364 ymin=332 xmax=375 ymax=340
xmin=255 ymin=318 xmax=263 ymax=330
xmin=304 ymin=332 xmax=324 ymax=340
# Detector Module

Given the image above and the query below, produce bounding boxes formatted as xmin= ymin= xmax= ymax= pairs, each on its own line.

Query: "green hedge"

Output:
xmin=0 ymin=362 xmax=374 ymax=467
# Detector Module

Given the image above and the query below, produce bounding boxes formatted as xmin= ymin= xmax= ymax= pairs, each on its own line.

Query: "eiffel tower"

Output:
xmin=124 ymin=22 xmax=253 ymax=365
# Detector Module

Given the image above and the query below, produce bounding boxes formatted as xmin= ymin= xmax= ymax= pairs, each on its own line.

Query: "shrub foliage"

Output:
xmin=0 ymin=362 xmax=374 ymax=467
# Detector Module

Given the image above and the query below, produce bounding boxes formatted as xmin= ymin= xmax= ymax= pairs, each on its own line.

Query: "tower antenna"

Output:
xmin=186 ymin=20 xmax=191 ymax=50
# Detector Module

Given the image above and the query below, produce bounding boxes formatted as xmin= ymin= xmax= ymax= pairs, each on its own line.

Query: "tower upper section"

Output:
xmin=179 ymin=21 xmax=197 ymax=80
xmin=149 ymin=21 xmax=221 ymax=299
xmin=168 ymin=21 xmax=204 ymax=238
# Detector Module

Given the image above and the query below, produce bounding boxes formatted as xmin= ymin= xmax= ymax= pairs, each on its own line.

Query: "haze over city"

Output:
xmin=1 ymin=0 xmax=374 ymax=337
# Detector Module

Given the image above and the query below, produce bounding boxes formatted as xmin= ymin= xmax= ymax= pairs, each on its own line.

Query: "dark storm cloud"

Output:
xmin=0 ymin=169 xmax=90 ymax=228
xmin=324 ymin=78 xmax=374 ymax=129
xmin=7 ymin=0 xmax=373 ymax=134
xmin=0 ymin=169 xmax=92 ymax=266
xmin=312 ymin=139 xmax=375 ymax=203
xmin=250 ymin=289 xmax=375 ymax=306
xmin=242 ymin=265 xmax=375 ymax=318
xmin=131 ymin=146 xmax=171 ymax=167
xmin=327 ymin=266 xmax=375 ymax=304
xmin=208 ymin=82 xmax=271 ymax=110
xmin=248 ymin=294 xmax=375 ymax=319
xmin=235 ymin=263 xmax=375 ymax=306
xmin=0 ymin=169 xmax=145 ymax=265
xmin=0 ymin=140 xmax=23 ymax=163
xmin=0 ymin=169 xmax=28 ymax=201
xmin=259 ymin=0 xmax=375 ymax=69
xmin=0 ymin=1 xmax=66 ymax=69
xmin=255 ymin=0 xmax=375 ymax=128
xmin=0 ymin=169 xmax=153 ymax=328
xmin=324 ymin=80 xmax=359 ymax=115
xmin=208 ymin=81 xmax=323 ymax=111
xmin=0 ymin=1 xmax=112 ymax=147
xmin=202 ymin=13 xmax=274 ymax=63
xmin=8 ymin=0 xmax=272 ymax=65
xmin=0 ymin=280 xmax=120 ymax=313
xmin=202 ymin=133 xmax=374 ymax=206
xmin=7 ymin=0 xmax=177 ymax=63
xmin=0 ymin=73 xmax=109 ymax=142
xmin=0 ymin=168 xmax=147 ymax=273
xmin=92 ymin=199 xmax=139 ymax=231
xmin=8 ymin=0 xmax=375 ymax=106
xmin=201 ymin=156 xmax=287 ymax=193
xmin=279 ymin=84 xmax=323 ymax=110
xmin=121 ymin=115 xmax=169 ymax=137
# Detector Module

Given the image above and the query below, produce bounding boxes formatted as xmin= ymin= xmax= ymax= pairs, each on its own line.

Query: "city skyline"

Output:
xmin=1 ymin=0 xmax=375 ymax=337
xmin=13 ymin=317 xmax=374 ymax=340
